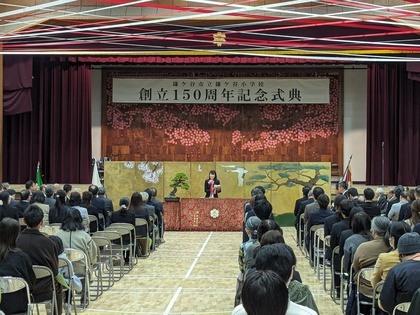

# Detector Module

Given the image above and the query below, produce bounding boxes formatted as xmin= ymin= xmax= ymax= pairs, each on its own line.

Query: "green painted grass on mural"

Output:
xmin=274 ymin=213 xmax=295 ymax=227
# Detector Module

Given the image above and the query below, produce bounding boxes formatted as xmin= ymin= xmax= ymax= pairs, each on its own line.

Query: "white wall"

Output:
xmin=91 ymin=68 xmax=102 ymax=160
xmin=91 ymin=67 xmax=369 ymax=182
xmin=343 ymin=67 xmax=367 ymax=182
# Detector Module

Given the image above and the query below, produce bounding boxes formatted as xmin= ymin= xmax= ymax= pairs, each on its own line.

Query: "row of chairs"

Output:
xmin=298 ymin=214 xmax=412 ymax=315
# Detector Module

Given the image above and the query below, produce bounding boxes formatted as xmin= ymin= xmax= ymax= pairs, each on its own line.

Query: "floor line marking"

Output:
xmin=163 ymin=287 xmax=182 ymax=315
xmin=185 ymin=231 xmax=213 ymax=278
xmin=290 ymin=234 xmax=306 ymax=256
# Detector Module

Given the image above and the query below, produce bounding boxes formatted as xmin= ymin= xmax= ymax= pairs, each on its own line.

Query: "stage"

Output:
xmin=164 ymin=198 xmax=248 ymax=231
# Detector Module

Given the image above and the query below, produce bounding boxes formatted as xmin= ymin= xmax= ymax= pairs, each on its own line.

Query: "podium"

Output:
xmin=164 ymin=198 xmax=248 ymax=231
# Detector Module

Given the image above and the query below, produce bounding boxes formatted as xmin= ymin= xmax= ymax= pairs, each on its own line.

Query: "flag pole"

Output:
xmin=340 ymin=155 xmax=353 ymax=182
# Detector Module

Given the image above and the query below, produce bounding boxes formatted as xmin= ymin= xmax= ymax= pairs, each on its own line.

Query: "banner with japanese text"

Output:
xmin=112 ymin=78 xmax=330 ymax=104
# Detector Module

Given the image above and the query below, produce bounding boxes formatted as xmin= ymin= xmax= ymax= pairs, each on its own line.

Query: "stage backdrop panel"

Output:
xmin=104 ymin=161 xmax=331 ymax=227
xmin=103 ymin=69 xmax=343 ymax=174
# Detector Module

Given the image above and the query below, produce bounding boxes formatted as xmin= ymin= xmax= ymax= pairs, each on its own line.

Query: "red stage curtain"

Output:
xmin=366 ymin=63 xmax=420 ymax=186
xmin=3 ymin=55 xmax=33 ymax=115
xmin=3 ymin=57 xmax=92 ymax=184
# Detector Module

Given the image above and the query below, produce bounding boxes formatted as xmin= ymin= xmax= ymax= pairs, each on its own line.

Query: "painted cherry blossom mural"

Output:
xmin=105 ymin=71 xmax=341 ymax=163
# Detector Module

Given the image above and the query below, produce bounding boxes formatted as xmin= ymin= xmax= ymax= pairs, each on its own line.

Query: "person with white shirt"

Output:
xmin=232 ymin=243 xmax=317 ymax=315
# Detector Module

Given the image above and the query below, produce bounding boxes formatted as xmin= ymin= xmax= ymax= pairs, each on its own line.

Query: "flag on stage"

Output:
xmin=344 ymin=161 xmax=352 ymax=187
xmin=92 ymin=158 xmax=103 ymax=187
xmin=36 ymin=161 xmax=43 ymax=187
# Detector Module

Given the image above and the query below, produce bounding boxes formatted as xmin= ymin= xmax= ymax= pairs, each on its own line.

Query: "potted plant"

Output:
xmin=165 ymin=172 xmax=190 ymax=202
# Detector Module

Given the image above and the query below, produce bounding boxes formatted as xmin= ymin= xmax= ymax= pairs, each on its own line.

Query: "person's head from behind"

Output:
xmin=255 ymin=243 xmax=295 ymax=285
xmin=140 ymin=192 xmax=149 ymax=203
xmin=0 ymin=191 xmax=10 ymax=205
xmin=407 ymin=189 xmax=416 ymax=202
xmin=351 ymin=211 xmax=371 ymax=238
xmin=45 ymin=186 xmax=54 ymax=198
xmin=387 ymin=221 xmax=411 ymax=250
xmin=317 ymin=194 xmax=329 ymax=209
xmin=411 ymin=199 xmax=420 ymax=225
xmin=98 ymin=187 xmax=106 ymax=196
xmin=63 ymin=184 xmax=72 ymax=195
xmin=150 ymin=187 xmax=157 ymax=198
xmin=120 ymin=197 xmax=130 ymax=208
xmin=130 ymin=192 xmax=142 ymax=210
xmin=250 ymin=193 xmax=266 ymax=209
xmin=69 ymin=191 xmax=82 ymax=207
xmin=208 ymin=170 xmax=217 ymax=180
xmin=20 ymin=189 xmax=31 ymax=201
xmin=333 ymin=194 xmax=346 ymax=212
xmin=394 ymin=186 xmax=404 ymax=199
xmin=55 ymin=189 xmax=67 ymax=205
xmin=302 ymin=185 xmax=311 ymax=197
xmin=144 ymin=189 xmax=153 ymax=202
xmin=339 ymin=199 xmax=354 ymax=218
xmin=0 ymin=218 xmax=21 ymax=259
xmin=242 ymin=270 xmax=288 ymax=315
xmin=88 ymin=185 xmax=99 ymax=196
xmin=253 ymin=199 xmax=272 ymax=220
xmin=32 ymin=190 xmax=45 ymax=204
xmin=347 ymin=187 xmax=359 ymax=198
xmin=250 ymin=187 xmax=263 ymax=197
xmin=363 ymin=188 xmax=375 ymax=201
xmin=260 ymin=230 xmax=285 ymax=247
xmin=371 ymin=216 xmax=391 ymax=244
xmin=61 ymin=207 xmax=84 ymax=232
xmin=23 ymin=205 xmax=44 ymax=228
xmin=313 ymin=187 xmax=324 ymax=200
xmin=257 ymin=219 xmax=282 ymax=242
xmin=375 ymin=187 xmax=384 ymax=198
xmin=245 ymin=216 xmax=261 ymax=240
xmin=49 ymin=235 xmax=64 ymax=256
xmin=82 ymin=191 xmax=93 ymax=205
xmin=397 ymin=232 xmax=420 ymax=261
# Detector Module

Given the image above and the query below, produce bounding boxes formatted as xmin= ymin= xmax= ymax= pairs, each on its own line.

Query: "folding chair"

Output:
xmin=108 ymin=222 xmax=137 ymax=266
xmin=93 ymin=231 xmax=124 ymax=280
xmin=340 ymin=259 xmax=352 ymax=313
xmin=323 ymin=235 xmax=331 ymax=291
xmin=149 ymin=215 xmax=158 ymax=251
xmin=64 ymin=248 xmax=90 ymax=310
xmin=105 ymin=225 xmax=133 ymax=272
xmin=88 ymin=215 xmax=99 ymax=234
xmin=372 ymin=280 xmax=384 ymax=315
xmin=313 ymin=227 xmax=324 ymax=277
xmin=98 ymin=213 xmax=106 ymax=230
xmin=393 ymin=302 xmax=411 ymax=315
xmin=309 ymin=224 xmax=323 ymax=267
xmin=356 ymin=267 xmax=374 ymax=315
xmin=330 ymin=246 xmax=341 ymax=303
xmin=298 ymin=213 xmax=304 ymax=250
xmin=0 ymin=276 xmax=32 ymax=315
xmin=32 ymin=265 xmax=58 ymax=315
xmin=92 ymin=235 xmax=115 ymax=292
xmin=58 ymin=256 xmax=78 ymax=315
xmin=135 ymin=218 xmax=150 ymax=257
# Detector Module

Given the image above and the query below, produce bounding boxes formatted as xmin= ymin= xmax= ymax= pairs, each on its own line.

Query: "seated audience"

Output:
xmin=235 ymin=216 xmax=261 ymax=306
xmin=32 ymin=191 xmax=50 ymax=223
xmin=68 ymin=191 xmax=90 ymax=227
xmin=375 ymin=187 xmax=387 ymax=214
xmin=0 ymin=218 xmax=36 ymax=314
xmin=81 ymin=191 xmax=101 ymax=232
xmin=347 ymin=216 xmax=391 ymax=315
xmin=55 ymin=208 xmax=97 ymax=305
xmin=359 ymin=188 xmax=381 ymax=219
xmin=0 ymin=191 xmax=19 ymax=221
xmin=398 ymin=189 xmax=415 ymax=221
xmin=404 ymin=199 xmax=420 ymax=229
xmin=380 ymin=232 xmax=420 ymax=314
xmin=129 ymin=192 xmax=151 ymax=256
xmin=371 ymin=221 xmax=411 ymax=288
xmin=44 ymin=185 xmax=56 ymax=209
xmin=16 ymin=189 xmax=31 ymax=217
xmin=388 ymin=190 xmax=408 ymax=221
xmin=240 ymin=270 xmax=289 ymax=315
xmin=49 ymin=189 xmax=69 ymax=224
xmin=16 ymin=205 xmax=62 ymax=314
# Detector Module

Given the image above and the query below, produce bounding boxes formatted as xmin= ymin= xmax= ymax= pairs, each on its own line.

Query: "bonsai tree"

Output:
xmin=168 ymin=172 xmax=190 ymax=197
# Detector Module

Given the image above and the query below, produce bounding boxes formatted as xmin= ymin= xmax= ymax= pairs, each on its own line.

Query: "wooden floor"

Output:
xmin=65 ymin=227 xmax=343 ymax=315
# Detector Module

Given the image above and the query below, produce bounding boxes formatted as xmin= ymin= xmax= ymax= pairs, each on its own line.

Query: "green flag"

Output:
xmin=36 ymin=162 xmax=43 ymax=187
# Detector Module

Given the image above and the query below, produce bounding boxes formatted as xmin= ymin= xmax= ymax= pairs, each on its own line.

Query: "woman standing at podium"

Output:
xmin=205 ymin=170 xmax=221 ymax=198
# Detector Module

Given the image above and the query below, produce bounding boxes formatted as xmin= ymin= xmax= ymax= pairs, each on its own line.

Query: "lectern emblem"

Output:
xmin=210 ymin=208 xmax=219 ymax=219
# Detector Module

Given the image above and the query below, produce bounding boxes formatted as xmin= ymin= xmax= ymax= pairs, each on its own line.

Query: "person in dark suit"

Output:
xmin=15 ymin=189 xmax=31 ymax=217
xmin=204 ymin=170 xmax=221 ymax=198
xmin=98 ymin=187 xmax=114 ymax=225
xmin=44 ymin=185 xmax=56 ymax=209
xmin=146 ymin=188 xmax=164 ymax=239
xmin=293 ymin=185 xmax=311 ymax=243
xmin=89 ymin=185 xmax=108 ymax=228
xmin=81 ymin=191 xmax=101 ymax=232
xmin=0 ymin=191 xmax=19 ymax=221
xmin=399 ymin=189 xmax=416 ymax=221
xmin=360 ymin=188 xmax=381 ymax=219
xmin=386 ymin=186 xmax=404 ymax=217
xmin=0 ymin=218 xmax=36 ymax=314
xmin=16 ymin=204 xmax=62 ymax=314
